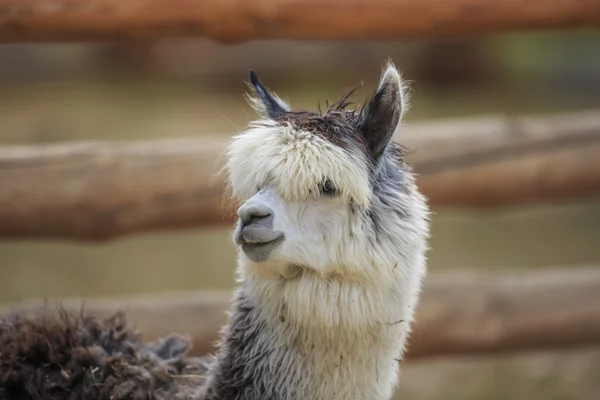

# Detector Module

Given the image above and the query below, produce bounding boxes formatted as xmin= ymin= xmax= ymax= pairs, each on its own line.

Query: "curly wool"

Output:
xmin=0 ymin=310 xmax=210 ymax=400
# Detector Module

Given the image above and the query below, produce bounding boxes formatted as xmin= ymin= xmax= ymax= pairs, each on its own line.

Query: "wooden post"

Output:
xmin=1 ymin=111 xmax=600 ymax=240
xmin=2 ymin=267 xmax=599 ymax=359
xmin=0 ymin=0 xmax=599 ymax=43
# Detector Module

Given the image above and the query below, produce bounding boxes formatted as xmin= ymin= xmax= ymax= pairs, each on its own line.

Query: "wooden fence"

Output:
xmin=1 ymin=0 xmax=599 ymax=361
xmin=1 ymin=0 xmax=600 ymax=43
xmin=2 ymin=110 xmax=599 ymax=241
xmin=2 ymin=267 xmax=600 ymax=360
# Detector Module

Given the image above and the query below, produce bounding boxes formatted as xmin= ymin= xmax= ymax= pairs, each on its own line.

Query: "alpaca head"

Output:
xmin=226 ymin=63 xmax=428 ymax=285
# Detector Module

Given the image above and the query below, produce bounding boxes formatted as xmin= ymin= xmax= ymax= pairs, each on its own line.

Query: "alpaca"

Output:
xmin=0 ymin=62 xmax=429 ymax=400
xmin=0 ymin=311 xmax=209 ymax=399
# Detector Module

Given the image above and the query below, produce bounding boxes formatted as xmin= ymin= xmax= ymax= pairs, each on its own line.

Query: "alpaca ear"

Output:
xmin=359 ymin=63 xmax=405 ymax=159
xmin=247 ymin=70 xmax=290 ymax=119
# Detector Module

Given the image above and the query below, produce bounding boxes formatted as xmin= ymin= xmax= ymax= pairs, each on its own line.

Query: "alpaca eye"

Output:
xmin=319 ymin=180 xmax=338 ymax=197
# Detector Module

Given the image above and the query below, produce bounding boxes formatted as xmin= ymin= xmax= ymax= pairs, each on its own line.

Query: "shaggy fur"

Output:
xmin=0 ymin=62 xmax=429 ymax=400
xmin=0 ymin=310 xmax=209 ymax=400
xmin=207 ymin=61 xmax=429 ymax=400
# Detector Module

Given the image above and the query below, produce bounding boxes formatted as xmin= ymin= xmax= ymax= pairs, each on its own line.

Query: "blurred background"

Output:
xmin=1 ymin=30 xmax=600 ymax=399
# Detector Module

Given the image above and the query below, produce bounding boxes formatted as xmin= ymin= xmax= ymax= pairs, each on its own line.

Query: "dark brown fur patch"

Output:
xmin=273 ymin=88 xmax=409 ymax=165
xmin=0 ymin=309 xmax=211 ymax=400
xmin=275 ymin=88 xmax=367 ymax=150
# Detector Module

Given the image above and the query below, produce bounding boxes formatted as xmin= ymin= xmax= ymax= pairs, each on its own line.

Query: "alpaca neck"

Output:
xmin=202 ymin=264 xmax=419 ymax=400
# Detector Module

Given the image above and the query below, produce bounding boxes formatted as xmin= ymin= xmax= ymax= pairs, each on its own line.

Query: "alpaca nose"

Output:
xmin=238 ymin=203 xmax=273 ymax=227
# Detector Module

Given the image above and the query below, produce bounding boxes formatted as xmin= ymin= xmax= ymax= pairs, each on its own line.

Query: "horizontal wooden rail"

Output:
xmin=2 ymin=267 xmax=600 ymax=360
xmin=1 ymin=110 xmax=600 ymax=240
xmin=0 ymin=0 xmax=599 ymax=43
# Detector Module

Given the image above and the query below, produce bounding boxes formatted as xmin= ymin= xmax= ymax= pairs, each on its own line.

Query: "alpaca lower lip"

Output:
xmin=240 ymin=234 xmax=284 ymax=262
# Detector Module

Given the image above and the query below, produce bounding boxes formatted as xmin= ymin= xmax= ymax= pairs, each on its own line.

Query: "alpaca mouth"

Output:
xmin=239 ymin=233 xmax=285 ymax=262
xmin=240 ymin=234 xmax=284 ymax=249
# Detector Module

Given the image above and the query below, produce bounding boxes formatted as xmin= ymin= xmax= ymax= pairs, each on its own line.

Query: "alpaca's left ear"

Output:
xmin=359 ymin=63 xmax=406 ymax=159
xmin=247 ymin=70 xmax=290 ymax=119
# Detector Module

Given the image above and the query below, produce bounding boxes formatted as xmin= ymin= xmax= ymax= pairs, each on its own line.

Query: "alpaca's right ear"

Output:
xmin=358 ymin=63 xmax=406 ymax=160
xmin=247 ymin=70 xmax=290 ymax=119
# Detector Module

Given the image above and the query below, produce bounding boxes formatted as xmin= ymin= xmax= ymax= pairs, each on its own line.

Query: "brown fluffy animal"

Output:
xmin=0 ymin=310 xmax=209 ymax=399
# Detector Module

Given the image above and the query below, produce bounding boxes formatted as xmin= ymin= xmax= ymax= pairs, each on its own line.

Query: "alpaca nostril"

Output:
xmin=238 ymin=203 xmax=273 ymax=227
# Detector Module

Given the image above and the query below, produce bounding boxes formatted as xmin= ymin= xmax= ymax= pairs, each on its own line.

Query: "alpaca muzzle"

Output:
xmin=235 ymin=200 xmax=284 ymax=262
